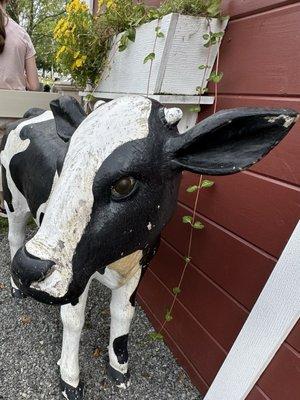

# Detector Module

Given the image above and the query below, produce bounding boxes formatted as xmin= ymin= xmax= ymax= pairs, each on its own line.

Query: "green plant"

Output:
xmin=54 ymin=0 xmax=105 ymax=87
xmin=54 ymin=0 xmax=156 ymax=87
xmin=158 ymin=0 xmax=223 ymax=18
xmin=54 ymin=0 xmax=225 ymax=88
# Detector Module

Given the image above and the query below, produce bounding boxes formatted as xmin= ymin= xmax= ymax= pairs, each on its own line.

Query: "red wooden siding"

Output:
xmin=138 ymin=1 xmax=300 ymax=399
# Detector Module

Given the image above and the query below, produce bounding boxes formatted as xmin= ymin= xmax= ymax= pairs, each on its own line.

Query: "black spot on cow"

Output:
xmin=113 ymin=334 xmax=129 ymax=364
xmin=0 ymin=131 xmax=14 ymax=212
xmin=39 ymin=212 xmax=45 ymax=225
xmin=10 ymin=118 xmax=68 ymax=218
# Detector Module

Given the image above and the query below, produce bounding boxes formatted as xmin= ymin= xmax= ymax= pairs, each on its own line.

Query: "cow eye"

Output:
xmin=111 ymin=177 xmax=136 ymax=200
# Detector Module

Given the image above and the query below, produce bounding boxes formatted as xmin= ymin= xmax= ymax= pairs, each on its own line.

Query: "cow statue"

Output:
xmin=0 ymin=95 xmax=298 ymax=400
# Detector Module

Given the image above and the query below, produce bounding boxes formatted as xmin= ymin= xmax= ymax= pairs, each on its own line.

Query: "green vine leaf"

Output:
xmin=149 ymin=332 xmax=164 ymax=341
xmin=193 ymin=221 xmax=205 ymax=230
xmin=127 ymin=27 xmax=136 ymax=42
xmin=207 ymin=71 xmax=223 ymax=83
xmin=198 ymin=64 xmax=208 ymax=69
xmin=143 ymin=52 xmax=156 ymax=63
xmin=172 ymin=287 xmax=181 ymax=295
xmin=118 ymin=43 xmax=127 ymax=52
xmin=183 ymin=256 xmax=191 ymax=263
xmin=182 ymin=215 xmax=193 ymax=224
xmin=118 ymin=34 xmax=129 ymax=52
xmin=85 ymin=93 xmax=96 ymax=102
xmin=165 ymin=309 xmax=173 ymax=322
xmin=189 ymin=106 xmax=201 ymax=113
xmin=196 ymin=86 xmax=208 ymax=95
xmin=187 ymin=185 xmax=199 ymax=193
xmin=155 ymin=26 xmax=165 ymax=38
xmin=203 ymin=31 xmax=224 ymax=48
xmin=201 ymin=179 xmax=215 ymax=188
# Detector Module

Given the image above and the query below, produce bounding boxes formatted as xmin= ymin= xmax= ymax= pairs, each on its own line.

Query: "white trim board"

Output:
xmin=79 ymin=91 xmax=215 ymax=105
xmin=204 ymin=220 xmax=300 ymax=400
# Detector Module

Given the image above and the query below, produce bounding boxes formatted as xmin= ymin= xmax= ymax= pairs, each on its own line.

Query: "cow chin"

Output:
xmin=20 ymin=284 xmax=78 ymax=306
xmin=11 ymin=270 xmax=79 ymax=305
xmin=11 ymin=246 xmax=84 ymax=305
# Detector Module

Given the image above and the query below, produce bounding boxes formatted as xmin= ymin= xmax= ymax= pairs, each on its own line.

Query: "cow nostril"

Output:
xmin=11 ymin=246 xmax=55 ymax=287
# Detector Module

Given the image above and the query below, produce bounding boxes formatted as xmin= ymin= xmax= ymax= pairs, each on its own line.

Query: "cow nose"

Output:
xmin=11 ymin=246 xmax=55 ymax=288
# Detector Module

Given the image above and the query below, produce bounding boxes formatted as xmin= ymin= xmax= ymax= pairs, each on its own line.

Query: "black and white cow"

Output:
xmin=0 ymin=95 xmax=298 ymax=399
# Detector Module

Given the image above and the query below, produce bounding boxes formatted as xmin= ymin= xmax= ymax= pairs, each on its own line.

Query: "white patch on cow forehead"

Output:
xmin=77 ymin=95 xmax=152 ymax=146
xmin=26 ymin=96 xmax=152 ymax=297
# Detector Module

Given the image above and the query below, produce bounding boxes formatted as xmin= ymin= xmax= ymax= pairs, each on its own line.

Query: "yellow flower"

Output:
xmin=66 ymin=0 xmax=88 ymax=14
xmin=54 ymin=17 xmax=67 ymax=38
xmin=72 ymin=55 xmax=87 ymax=69
xmin=106 ymin=0 xmax=115 ymax=9
xmin=55 ymin=45 xmax=67 ymax=60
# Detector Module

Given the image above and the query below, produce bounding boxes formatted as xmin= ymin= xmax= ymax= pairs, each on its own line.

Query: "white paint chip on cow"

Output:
xmin=265 ymin=114 xmax=295 ymax=128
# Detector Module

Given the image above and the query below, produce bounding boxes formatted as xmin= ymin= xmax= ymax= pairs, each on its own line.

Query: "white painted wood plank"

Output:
xmin=79 ymin=91 xmax=215 ymax=105
xmin=98 ymin=14 xmax=174 ymax=95
xmin=161 ymin=15 xmax=227 ymax=95
xmin=204 ymin=221 xmax=300 ymax=400
xmin=0 ymin=90 xmax=60 ymax=118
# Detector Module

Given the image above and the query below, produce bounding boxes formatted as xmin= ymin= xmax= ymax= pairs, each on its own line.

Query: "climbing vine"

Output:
xmin=149 ymin=16 xmax=225 ymax=342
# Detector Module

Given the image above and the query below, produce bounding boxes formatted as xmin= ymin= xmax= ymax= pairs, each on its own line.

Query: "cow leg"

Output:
xmin=59 ymin=279 xmax=92 ymax=400
xmin=107 ymin=269 xmax=142 ymax=389
xmin=7 ymin=210 xmax=30 ymax=298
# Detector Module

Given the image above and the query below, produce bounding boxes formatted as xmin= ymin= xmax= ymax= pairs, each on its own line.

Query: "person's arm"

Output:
xmin=25 ymin=56 xmax=40 ymax=91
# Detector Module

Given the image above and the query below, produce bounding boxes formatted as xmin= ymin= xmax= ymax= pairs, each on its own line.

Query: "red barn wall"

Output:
xmin=137 ymin=1 xmax=300 ymax=399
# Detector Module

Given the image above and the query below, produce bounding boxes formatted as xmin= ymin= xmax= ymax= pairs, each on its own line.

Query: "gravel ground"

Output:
xmin=0 ymin=226 xmax=202 ymax=400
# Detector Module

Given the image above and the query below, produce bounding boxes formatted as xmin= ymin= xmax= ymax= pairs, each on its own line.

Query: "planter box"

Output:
xmin=97 ymin=13 xmax=228 ymax=96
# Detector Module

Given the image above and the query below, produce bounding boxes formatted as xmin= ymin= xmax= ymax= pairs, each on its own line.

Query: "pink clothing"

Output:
xmin=0 ymin=17 xmax=36 ymax=91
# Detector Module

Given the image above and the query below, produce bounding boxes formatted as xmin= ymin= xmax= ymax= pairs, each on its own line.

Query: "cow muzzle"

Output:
xmin=11 ymin=246 xmax=76 ymax=305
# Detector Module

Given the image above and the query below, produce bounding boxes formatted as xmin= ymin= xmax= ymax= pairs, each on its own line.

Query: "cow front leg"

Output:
xmin=59 ymin=280 xmax=91 ymax=400
xmin=108 ymin=269 xmax=142 ymax=389
xmin=7 ymin=210 xmax=31 ymax=298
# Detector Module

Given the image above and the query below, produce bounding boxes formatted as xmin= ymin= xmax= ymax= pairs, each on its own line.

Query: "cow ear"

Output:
xmin=50 ymin=96 xmax=86 ymax=142
xmin=165 ymin=107 xmax=298 ymax=175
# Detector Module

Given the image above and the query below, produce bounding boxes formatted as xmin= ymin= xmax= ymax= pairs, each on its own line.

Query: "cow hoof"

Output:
xmin=107 ymin=365 xmax=131 ymax=389
xmin=11 ymin=286 xmax=27 ymax=299
xmin=60 ymin=379 xmax=84 ymax=400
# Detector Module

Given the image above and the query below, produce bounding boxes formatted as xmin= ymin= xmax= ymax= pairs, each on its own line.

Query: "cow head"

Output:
xmin=11 ymin=95 xmax=298 ymax=305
